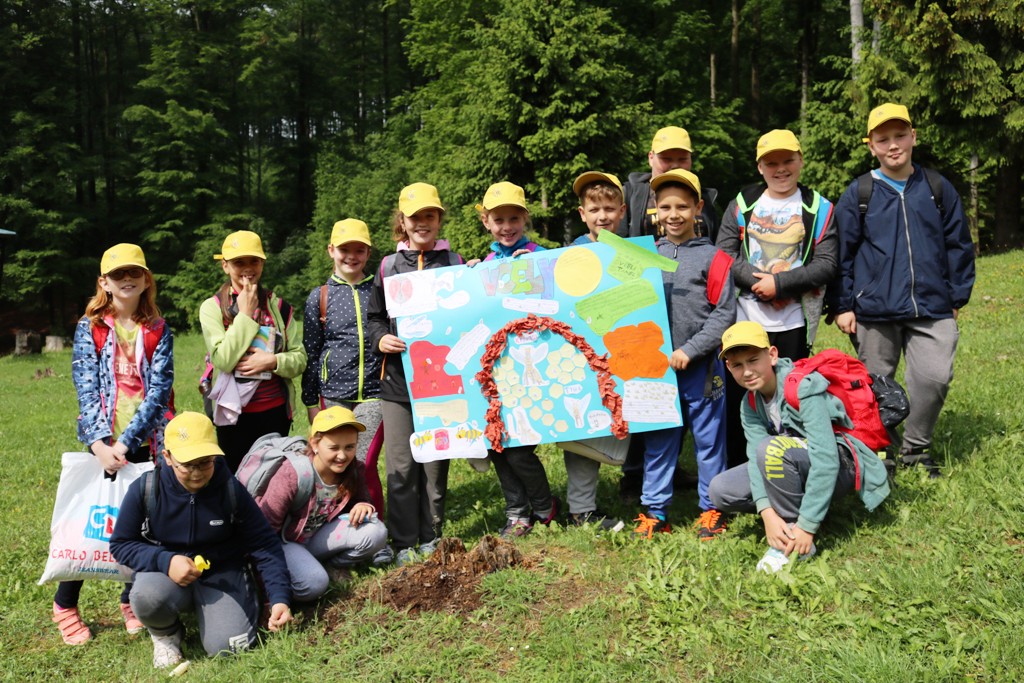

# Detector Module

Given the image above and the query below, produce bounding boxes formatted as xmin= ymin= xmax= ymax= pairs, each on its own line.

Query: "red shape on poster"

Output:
xmin=408 ymin=340 xmax=464 ymax=399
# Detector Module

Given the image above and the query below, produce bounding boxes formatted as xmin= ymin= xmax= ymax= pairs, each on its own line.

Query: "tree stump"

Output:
xmin=44 ymin=335 xmax=68 ymax=352
xmin=14 ymin=330 xmax=42 ymax=355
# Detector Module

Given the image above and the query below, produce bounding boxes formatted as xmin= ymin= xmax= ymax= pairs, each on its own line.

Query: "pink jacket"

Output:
xmin=255 ymin=457 xmax=374 ymax=542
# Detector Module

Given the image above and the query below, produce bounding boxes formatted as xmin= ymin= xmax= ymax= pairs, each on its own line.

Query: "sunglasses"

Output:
xmin=106 ymin=267 xmax=146 ymax=280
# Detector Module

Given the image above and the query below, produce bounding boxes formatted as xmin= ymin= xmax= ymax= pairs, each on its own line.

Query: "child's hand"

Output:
xmin=669 ymin=348 xmax=690 ymax=371
xmin=511 ymin=249 xmax=532 ymax=258
xmin=349 ymin=503 xmax=374 ymax=526
xmin=465 ymin=258 xmax=482 ymax=267
xmin=236 ymin=349 xmax=277 ymax=375
xmin=790 ymin=526 xmax=815 ymax=556
xmin=168 ymin=555 xmax=201 ymax=587
xmin=267 ymin=603 xmax=293 ymax=631
xmin=91 ymin=440 xmax=126 ymax=474
xmin=751 ymin=272 xmax=777 ymax=301
xmin=760 ymin=508 xmax=795 ymax=553
xmin=236 ymin=281 xmax=259 ymax=318
xmin=379 ymin=334 xmax=407 ymax=354
xmin=835 ymin=311 xmax=857 ymax=335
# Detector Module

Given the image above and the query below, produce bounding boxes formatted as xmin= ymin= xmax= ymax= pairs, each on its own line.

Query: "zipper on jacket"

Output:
xmin=353 ymin=283 xmax=366 ymax=401
xmin=898 ymin=191 xmax=919 ymax=317
xmin=188 ymin=495 xmax=196 ymax=547
xmin=320 ymin=350 xmax=330 ymax=383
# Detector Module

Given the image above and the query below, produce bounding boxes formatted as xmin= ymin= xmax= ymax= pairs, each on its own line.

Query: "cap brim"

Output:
xmin=103 ymin=262 xmax=149 ymax=274
xmin=172 ymin=443 xmax=225 ymax=462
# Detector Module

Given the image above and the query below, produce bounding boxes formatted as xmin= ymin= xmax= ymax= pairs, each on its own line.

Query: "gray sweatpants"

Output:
xmin=284 ymin=516 xmax=388 ymax=601
xmin=855 ymin=318 xmax=958 ymax=453
xmin=381 ymin=400 xmax=449 ymax=550
xmin=563 ymin=451 xmax=600 ymax=515
xmin=708 ymin=434 xmax=856 ymax=524
xmin=129 ymin=567 xmax=258 ymax=656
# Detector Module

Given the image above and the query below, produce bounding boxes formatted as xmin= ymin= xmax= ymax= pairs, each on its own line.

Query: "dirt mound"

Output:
xmin=326 ymin=536 xmax=526 ymax=625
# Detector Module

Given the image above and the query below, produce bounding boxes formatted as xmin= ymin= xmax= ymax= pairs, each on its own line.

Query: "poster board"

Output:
xmin=384 ymin=232 xmax=684 ymax=462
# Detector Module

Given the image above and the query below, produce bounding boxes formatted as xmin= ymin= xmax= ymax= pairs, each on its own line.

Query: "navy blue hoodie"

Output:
xmin=110 ymin=459 xmax=291 ymax=608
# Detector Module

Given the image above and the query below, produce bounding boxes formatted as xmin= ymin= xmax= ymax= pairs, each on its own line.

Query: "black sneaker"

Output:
xmin=632 ymin=513 xmax=672 ymax=539
xmin=569 ymin=510 xmax=624 ymax=532
xmin=900 ymin=448 xmax=942 ymax=478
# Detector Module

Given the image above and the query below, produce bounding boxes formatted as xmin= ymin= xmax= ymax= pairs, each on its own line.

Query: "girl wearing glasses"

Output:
xmin=54 ymin=244 xmax=174 ymax=645
xmin=199 ymin=231 xmax=306 ymax=471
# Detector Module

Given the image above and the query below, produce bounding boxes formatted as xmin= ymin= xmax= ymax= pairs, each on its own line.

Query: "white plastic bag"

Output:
xmin=38 ymin=452 xmax=153 ymax=584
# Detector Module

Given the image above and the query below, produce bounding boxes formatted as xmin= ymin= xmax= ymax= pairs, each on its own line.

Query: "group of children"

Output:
xmin=53 ymin=102 xmax=974 ymax=667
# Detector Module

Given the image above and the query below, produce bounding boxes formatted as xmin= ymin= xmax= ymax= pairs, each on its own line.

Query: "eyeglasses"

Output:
xmin=107 ymin=267 xmax=146 ymax=280
xmin=171 ymin=457 xmax=216 ymax=473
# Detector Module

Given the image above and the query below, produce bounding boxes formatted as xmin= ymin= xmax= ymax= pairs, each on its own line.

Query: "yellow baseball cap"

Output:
xmin=719 ymin=321 xmax=771 ymax=359
xmin=398 ymin=183 xmax=445 ymax=217
xmin=214 ymin=230 xmax=266 ymax=261
xmin=650 ymin=168 xmax=702 ymax=200
xmin=866 ymin=103 xmax=912 ymax=137
xmin=572 ymin=171 xmax=623 ymax=198
xmin=477 ymin=181 xmax=529 ymax=213
xmin=756 ymin=129 xmax=802 ymax=161
xmin=651 ymin=126 xmax=692 ymax=154
xmin=330 ymin=219 xmax=372 ymax=247
xmin=164 ymin=412 xmax=225 ymax=462
xmin=310 ymin=406 xmax=366 ymax=437
xmin=100 ymin=244 xmax=148 ymax=275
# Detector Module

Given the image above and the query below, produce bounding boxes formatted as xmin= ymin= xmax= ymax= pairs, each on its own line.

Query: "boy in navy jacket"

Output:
xmin=832 ymin=104 xmax=975 ymax=476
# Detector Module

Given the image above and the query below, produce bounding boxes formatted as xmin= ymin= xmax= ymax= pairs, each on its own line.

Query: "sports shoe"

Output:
xmin=531 ymin=496 xmax=560 ymax=526
xmin=756 ymin=542 xmax=817 ymax=574
xmin=395 ymin=547 xmax=420 ymax=567
xmin=418 ymin=538 xmax=441 ymax=558
xmin=568 ymin=509 xmax=625 ymax=532
xmin=500 ymin=517 xmax=534 ymax=539
xmin=900 ymin=448 xmax=942 ymax=478
xmin=120 ymin=602 xmax=145 ymax=635
xmin=372 ymin=544 xmax=395 ymax=567
xmin=52 ymin=602 xmax=92 ymax=645
xmin=632 ymin=513 xmax=671 ymax=539
xmin=695 ymin=509 xmax=727 ymax=540
xmin=325 ymin=565 xmax=352 ymax=583
xmin=151 ymin=627 xmax=184 ymax=669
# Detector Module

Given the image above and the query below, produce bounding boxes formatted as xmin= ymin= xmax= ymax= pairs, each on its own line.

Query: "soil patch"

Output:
xmin=323 ymin=535 xmax=527 ymax=630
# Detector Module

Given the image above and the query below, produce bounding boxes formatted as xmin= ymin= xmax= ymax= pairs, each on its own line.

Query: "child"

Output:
xmin=367 ymin=183 xmax=464 ymax=566
xmin=572 ymin=171 xmax=625 ymax=245
xmin=716 ymin=129 xmax=838 ymax=470
xmin=199 ymin=230 xmax=307 ymax=471
xmin=832 ymin=103 xmax=975 ymax=477
xmin=708 ymin=321 xmax=891 ymax=572
xmin=54 ymin=243 xmax=174 ymax=645
xmin=560 ymin=172 xmax=626 ymax=529
xmin=110 ymin=412 xmax=293 ymax=668
xmin=476 ymin=181 xmax=559 ymax=537
xmin=634 ymin=169 xmax=735 ymax=540
xmin=301 ymin=219 xmax=385 ymax=519
xmin=254 ymin=406 xmax=388 ymax=600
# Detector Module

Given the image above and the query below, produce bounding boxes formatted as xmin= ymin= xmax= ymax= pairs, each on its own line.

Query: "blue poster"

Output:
xmin=383 ymin=232 xmax=684 ymax=462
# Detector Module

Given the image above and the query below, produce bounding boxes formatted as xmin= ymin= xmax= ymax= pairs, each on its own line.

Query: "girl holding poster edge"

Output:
xmin=367 ymin=183 xmax=465 ymax=567
xmin=55 ymin=243 xmax=173 ymax=645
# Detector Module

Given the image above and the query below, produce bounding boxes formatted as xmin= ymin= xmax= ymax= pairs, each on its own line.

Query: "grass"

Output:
xmin=2 ymin=250 xmax=1023 ymax=681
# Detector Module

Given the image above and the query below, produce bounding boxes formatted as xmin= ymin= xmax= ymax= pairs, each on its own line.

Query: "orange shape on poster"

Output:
xmin=604 ymin=322 xmax=669 ymax=381
xmin=409 ymin=340 xmax=465 ymax=399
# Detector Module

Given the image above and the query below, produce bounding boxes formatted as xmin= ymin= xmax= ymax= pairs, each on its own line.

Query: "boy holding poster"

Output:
xmin=635 ymin=169 xmax=735 ymax=540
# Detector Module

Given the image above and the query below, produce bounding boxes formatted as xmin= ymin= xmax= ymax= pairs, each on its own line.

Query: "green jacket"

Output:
xmin=199 ymin=290 xmax=307 ymax=418
xmin=741 ymin=357 xmax=891 ymax=533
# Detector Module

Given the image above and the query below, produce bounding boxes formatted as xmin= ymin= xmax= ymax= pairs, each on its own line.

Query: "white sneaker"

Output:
xmin=418 ymin=538 xmax=440 ymax=558
xmin=395 ymin=547 xmax=420 ymax=567
xmin=151 ymin=628 xmax=183 ymax=669
xmin=372 ymin=544 xmax=395 ymax=567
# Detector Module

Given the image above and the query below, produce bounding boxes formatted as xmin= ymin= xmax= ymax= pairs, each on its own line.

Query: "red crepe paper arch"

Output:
xmin=474 ymin=314 xmax=628 ymax=452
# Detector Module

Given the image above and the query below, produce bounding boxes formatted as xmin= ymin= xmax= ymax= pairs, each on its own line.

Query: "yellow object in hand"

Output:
xmin=194 ymin=555 xmax=211 ymax=572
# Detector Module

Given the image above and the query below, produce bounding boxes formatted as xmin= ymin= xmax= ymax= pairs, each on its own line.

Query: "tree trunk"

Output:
xmin=850 ymin=0 xmax=864 ymax=66
xmin=730 ymin=0 xmax=740 ymax=99
xmin=710 ymin=52 xmax=717 ymax=106
xmin=969 ymin=153 xmax=979 ymax=251
xmin=750 ymin=5 xmax=761 ymax=129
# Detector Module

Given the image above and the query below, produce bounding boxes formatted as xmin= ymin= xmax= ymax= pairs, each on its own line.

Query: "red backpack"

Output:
xmin=781 ymin=349 xmax=890 ymax=451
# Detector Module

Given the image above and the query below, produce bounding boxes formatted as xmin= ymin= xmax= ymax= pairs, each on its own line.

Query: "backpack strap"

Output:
xmin=91 ymin=323 xmax=110 ymax=355
xmin=922 ymin=167 xmax=945 ymax=219
xmin=319 ymin=284 xmax=329 ymax=327
xmin=856 ymin=172 xmax=873 ymax=231
xmin=706 ymin=250 xmax=734 ymax=306
xmin=798 ymin=186 xmax=829 ymax=261
xmin=226 ymin=477 xmax=239 ymax=527
xmin=734 ymin=184 xmax=766 ymax=260
xmin=382 ymin=253 xmax=398 ymax=279
xmin=140 ymin=468 xmax=159 ymax=542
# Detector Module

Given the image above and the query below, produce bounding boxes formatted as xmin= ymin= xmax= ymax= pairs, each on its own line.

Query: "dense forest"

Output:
xmin=2 ymin=0 xmax=1022 ymax=332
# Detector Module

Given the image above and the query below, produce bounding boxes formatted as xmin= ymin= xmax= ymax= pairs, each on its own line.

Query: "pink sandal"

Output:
xmin=120 ymin=602 xmax=145 ymax=635
xmin=52 ymin=602 xmax=92 ymax=645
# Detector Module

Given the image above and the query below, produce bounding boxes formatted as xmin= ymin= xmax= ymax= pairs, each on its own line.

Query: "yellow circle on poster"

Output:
xmin=554 ymin=247 xmax=602 ymax=297
xmin=550 ymin=384 xmax=564 ymax=399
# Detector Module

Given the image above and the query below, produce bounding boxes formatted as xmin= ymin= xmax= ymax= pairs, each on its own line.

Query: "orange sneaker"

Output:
xmin=121 ymin=602 xmax=145 ymax=635
xmin=52 ymin=602 xmax=92 ymax=645
xmin=695 ymin=509 xmax=727 ymax=540
xmin=632 ymin=513 xmax=671 ymax=539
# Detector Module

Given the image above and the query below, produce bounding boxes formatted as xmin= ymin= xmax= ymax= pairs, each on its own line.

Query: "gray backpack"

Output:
xmin=235 ymin=433 xmax=315 ymax=535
